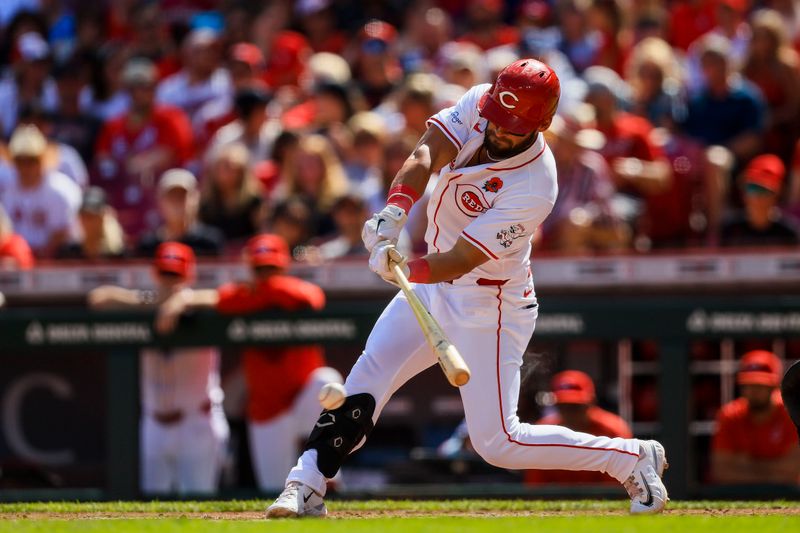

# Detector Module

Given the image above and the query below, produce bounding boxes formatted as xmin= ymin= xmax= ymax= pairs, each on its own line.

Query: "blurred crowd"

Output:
xmin=1 ymin=0 xmax=800 ymax=269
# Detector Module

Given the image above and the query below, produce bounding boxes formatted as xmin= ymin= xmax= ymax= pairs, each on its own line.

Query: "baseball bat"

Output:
xmin=389 ymin=251 xmax=471 ymax=387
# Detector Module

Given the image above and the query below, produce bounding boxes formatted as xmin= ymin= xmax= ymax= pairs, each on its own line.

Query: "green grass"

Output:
xmin=0 ymin=500 xmax=798 ymax=532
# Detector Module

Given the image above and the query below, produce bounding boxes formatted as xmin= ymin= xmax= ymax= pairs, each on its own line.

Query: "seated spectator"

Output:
xmin=352 ymin=20 xmax=402 ymax=108
xmin=556 ymin=0 xmax=601 ymax=74
xmin=458 ymin=0 xmax=519 ymax=51
xmin=721 ymin=154 xmax=800 ymax=247
xmin=0 ymin=31 xmax=58 ymax=137
xmin=57 ymin=187 xmax=126 ymax=260
xmin=267 ymin=198 xmax=314 ymax=258
xmin=526 ymin=370 xmax=632 ymax=485
xmin=678 ymin=35 xmax=767 ymax=165
xmin=18 ymin=103 xmax=88 ymax=189
xmin=626 ymin=37 xmax=684 ymax=128
xmin=0 ymin=204 xmax=34 ymax=269
xmin=50 ymin=56 xmax=102 ymax=166
xmin=711 ymin=350 xmax=800 ymax=485
xmin=199 ymin=143 xmax=266 ymax=243
xmin=155 ymin=233 xmax=342 ymax=492
xmin=279 ymin=134 xmax=349 ymax=237
xmin=296 ymin=0 xmax=347 ymax=54
xmin=156 ymin=29 xmax=232 ymax=120
xmin=1 ymin=125 xmax=80 ymax=257
xmin=94 ymin=58 xmax=194 ymax=238
xmin=82 ymin=43 xmax=131 ymax=122
xmin=742 ymin=9 xmax=800 ymax=163
xmin=541 ymin=112 xmax=628 ymax=252
xmin=317 ymin=192 xmax=370 ymax=260
xmin=344 ymin=111 xmax=387 ymax=186
xmin=136 ymin=169 xmax=224 ymax=257
xmin=587 ymin=0 xmax=631 ymax=75
xmin=206 ymin=88 xmax=279 ymax=168
xmin=397 ymin=73 xmax=439 ymax=136
xmin=87 ymin=242 xmax=229 ymax=495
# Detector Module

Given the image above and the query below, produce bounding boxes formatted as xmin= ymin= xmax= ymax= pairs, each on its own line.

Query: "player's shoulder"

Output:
xmin=459 ymin=83 xmax=492 ymax=108
xmin=496 ymin=139 xmax=557 ymax=205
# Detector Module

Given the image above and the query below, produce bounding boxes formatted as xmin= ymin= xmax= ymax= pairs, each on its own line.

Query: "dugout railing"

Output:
xmin=2 ymin=292 xmax=800 ymax=501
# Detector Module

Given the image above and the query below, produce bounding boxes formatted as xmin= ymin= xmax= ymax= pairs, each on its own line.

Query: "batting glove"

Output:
xmin=362 ymin=205 xmax=407 ymax=253
xmin=369 ymin=240 xmax=408 ymax=286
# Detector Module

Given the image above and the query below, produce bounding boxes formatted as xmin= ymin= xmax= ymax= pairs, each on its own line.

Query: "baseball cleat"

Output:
xmin=265 ymin=481 xmax=327 ymax=519
xmin=625 ymin=439 xmax=669 ymax=514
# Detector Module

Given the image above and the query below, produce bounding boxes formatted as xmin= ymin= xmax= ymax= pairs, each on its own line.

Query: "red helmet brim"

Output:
xmin=478 ymin=92 xmax=538 ymax=135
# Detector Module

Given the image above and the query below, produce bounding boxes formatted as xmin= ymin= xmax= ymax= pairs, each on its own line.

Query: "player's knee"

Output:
xmin=470 ymin=431 xmax=514 ymax=468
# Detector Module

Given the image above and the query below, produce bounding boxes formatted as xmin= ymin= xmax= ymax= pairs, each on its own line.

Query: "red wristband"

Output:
xmin=407 ymin=258 xmax=431 ymax=284
xmin=386 ymin=184 xmax=420 ymax=214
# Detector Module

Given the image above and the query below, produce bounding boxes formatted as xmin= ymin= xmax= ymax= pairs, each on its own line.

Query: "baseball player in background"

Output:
xmin=156 ymin=233 xmax=343 ymax=491
xmin=267 ymin=59 xmax=669 ymax=518
xmin=88 ymin=242 xmax=229 ymax=495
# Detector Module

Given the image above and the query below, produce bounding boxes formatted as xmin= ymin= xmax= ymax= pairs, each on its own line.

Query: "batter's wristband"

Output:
xmin=386 ymin=184 xmax=420 ymax=214
xmin=407 ymin=258 xmax=431 ymax=283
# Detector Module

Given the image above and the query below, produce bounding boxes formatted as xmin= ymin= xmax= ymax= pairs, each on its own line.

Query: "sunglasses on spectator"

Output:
xmin=744 ymin=183 xmax=776 ymax=196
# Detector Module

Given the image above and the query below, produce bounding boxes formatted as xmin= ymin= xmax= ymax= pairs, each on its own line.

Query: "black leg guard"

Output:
xmin=781 ymin=360 xmax=800 ymax=440
xmin=303 ymin=393 xmax=376 ymax=478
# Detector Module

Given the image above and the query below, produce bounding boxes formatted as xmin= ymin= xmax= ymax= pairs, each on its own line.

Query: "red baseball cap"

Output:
xmin=744 ymin=154 xmax=785 ymax=194
xmin=230 ymin=42 xmax=264 ymax=68
xmin=359 ymin=20 xmax=397 ymax=44
xmin=246 ymin=234 xmax=290 ymax=268
xmin=551 ymin=370 xmax=595 ymax=404
xmin=738 ymin=350 xmax=782 ymax=387
xmin=154 ymin=242 xmax=195 ymax=279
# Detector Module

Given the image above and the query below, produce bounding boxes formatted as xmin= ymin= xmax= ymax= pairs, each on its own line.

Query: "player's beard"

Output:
xmin=483 ymin=130 xmax=538 ymax=161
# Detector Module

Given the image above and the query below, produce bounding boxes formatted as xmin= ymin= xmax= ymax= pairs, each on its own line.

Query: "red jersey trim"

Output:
xmin=493 ymin=286 xmax=640 ymax=459
xmin=427 ymin=117 xmax=463 ymax=150
xmin=431 ymin=173 xmax=462 ymax=252
xmin=487 ymin=141 xmax=547 ymax=171
xmin=462 ymin=230 xmax=499 ymax=260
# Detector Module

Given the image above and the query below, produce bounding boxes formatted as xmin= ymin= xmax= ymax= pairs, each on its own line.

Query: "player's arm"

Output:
xmin=155 ymin=288 xmax=219 ymax=334
xmin=362 ymin=126 xmax=458 ymax=252
xmin=88 ymin=285 xmax=154 ymax=309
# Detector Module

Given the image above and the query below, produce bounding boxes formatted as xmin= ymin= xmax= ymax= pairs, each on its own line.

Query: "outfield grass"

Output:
xmin=0 ymin=500 xmax=798 ymax=532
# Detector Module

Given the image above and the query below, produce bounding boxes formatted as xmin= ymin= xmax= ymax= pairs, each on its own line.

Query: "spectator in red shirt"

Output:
xmin=0 ymin=203 xmax=34 ymax=269
xmin=156 ymin=233 xmax=343 ymax=491
xmin=712 ymin=350 xmax=800 ymax=485
xmin=668 ymin=0 xmax=718 ymax=52
xmin=525 ymin=371 xmax=632 ymax=485
xmin=295 ymin=0 xmax=347 ymax=55
xmin=458 ymin=0 xmax=519 ymax=51
xmin=94 ymin=58 xmax=194 ymax=239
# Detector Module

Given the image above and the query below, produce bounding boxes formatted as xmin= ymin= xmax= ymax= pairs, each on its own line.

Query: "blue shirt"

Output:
xmin=679 ymin=80 xmax=767 ymax=146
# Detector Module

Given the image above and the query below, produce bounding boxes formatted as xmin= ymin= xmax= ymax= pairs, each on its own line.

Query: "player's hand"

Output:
xmin=154 ymin=290 xmax=191 ymax=334
xmin=369 ymin=240 xmax=408 ymax=286
xmin=362 ymin=205 xmax=407 ymax=253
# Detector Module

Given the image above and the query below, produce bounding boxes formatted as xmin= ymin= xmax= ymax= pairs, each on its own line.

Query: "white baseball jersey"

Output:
xmin=425 ymin=84 xmax=557 ymax=291
xmin=140 ymin=347 xmax=224 ymax=415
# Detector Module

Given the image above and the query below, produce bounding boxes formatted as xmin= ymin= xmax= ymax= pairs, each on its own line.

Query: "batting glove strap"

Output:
xmin=386 ymin=184 xmax=421 ymax=214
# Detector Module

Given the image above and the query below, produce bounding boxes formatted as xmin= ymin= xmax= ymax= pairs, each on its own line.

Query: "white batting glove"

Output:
xmin=362 ymin=205 xmax=407 ymax=253
xmin=369 ymin=240 xmax=408 ymax=286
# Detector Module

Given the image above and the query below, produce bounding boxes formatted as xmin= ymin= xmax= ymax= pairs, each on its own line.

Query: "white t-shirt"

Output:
xmin=156 ymin=68 xmax=232 ymax=119
xmin=425 ymin=83 xmax=558 ymax=290
xmin=140 ymin=347 xmax=224 ymax=414
xmin=0 ymin=170 xmax=80 ymax=251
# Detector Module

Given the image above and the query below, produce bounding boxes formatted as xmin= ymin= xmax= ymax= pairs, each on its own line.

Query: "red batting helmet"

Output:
xmin=478 ymin=58 xmax=560 ymax=135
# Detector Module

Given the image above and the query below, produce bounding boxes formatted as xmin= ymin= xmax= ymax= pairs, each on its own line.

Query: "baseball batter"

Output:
xmin=267 ymin=59 xmax=669 ymax=518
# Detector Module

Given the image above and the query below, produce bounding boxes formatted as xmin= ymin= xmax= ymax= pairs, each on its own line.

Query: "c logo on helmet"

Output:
xmin=499 ymin=91 xmax=519 ymax=109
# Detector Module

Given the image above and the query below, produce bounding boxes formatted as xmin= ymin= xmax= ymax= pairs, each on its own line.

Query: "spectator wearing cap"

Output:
xmin=1 ymin=124 xmax=80 ymax=257
xmin=542 ymin=112 xmax=628 ymax=252
xmin=156 ymin=233 xmax=343 ymax=492
xmin=458 ymin=0 xmax=519 ymax=51
xmin=94 ymin=58 xmax=195 ymax=239
xmin=252 ymin=4 xmax=311 ymax=90
xmin=525 ymin=370 xmax=632 ymax=485
xmin=206 ymin=87 xmax=279 ymax=168
xmin=0 ymin=203 xmax=34 ymax=269
xmin=0 ymin=31 xmax=58 ymax=137
xmin=88 ymin=242 xmax=229 ymax=496
xmin=397 ymin=73 xmax=440 ymax=137
xmin=156 ymin=29 xmax=233 ymax=120
xmin=57 ymin=187 xmax=126 ymax=260
xmin=711 ymin=350 xmax=800 ymax=484
xmin=136 ymin=168 xmax=224 ymax=257
xmin=678 ymin=34 xmax=767 ymax=165
xmin=317 ymin=192 xmax=370 ymax=260
xmin=296 ymin=0 xmax=347 ymax=55
xmin=352 ymin=20 xmax=402 ymax=109
xmin=199 ymin=143 xmax=266 ymax=244
xmin=721 ymin=154 xmax=800 ymax=247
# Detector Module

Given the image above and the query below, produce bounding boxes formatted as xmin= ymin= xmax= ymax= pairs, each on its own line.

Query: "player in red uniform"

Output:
xmin=525 ymin=371 xmax=632 ymax=485
xmin=711 ymin=350 xmax=800 ymax=484
xmin=156 ymin=234 xmax=342 ymax=491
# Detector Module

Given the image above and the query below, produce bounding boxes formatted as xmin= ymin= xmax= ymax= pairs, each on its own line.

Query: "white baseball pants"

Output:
xmin=140 ymin=406 xmax=229 ymax=494
xmin=249 ymin=366 xmax=343 ymax=491
xmin=288 ymin=282 xmax=640 ymax=496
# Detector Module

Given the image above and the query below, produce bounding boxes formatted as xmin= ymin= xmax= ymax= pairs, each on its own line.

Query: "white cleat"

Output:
xmin=625 ymin=440 xmax=669 ymax=515
xmin=265 ymin=481 xmax=327 ymax=519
